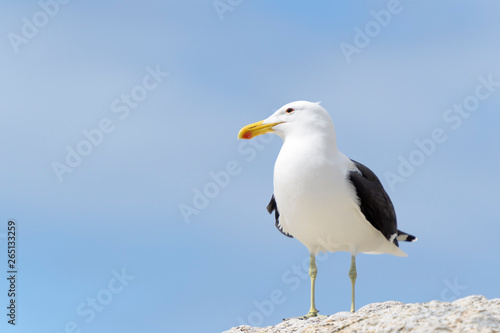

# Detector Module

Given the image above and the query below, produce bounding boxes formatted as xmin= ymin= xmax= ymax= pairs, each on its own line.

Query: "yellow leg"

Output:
xmin=348 ymin=255 xmax=357 ymax=312
xmin=304 ymin=254 xmax=320 ymax=318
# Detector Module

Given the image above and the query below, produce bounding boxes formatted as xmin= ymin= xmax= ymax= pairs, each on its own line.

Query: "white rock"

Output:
xmin=223 ymin=295 xmax=500 ymax=333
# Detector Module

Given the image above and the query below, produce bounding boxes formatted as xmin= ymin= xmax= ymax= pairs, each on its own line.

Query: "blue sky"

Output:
xmin=1 ymin=1 xmax=500 ymax=332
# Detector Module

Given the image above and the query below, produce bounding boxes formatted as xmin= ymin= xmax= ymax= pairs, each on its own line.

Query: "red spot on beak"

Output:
xmin=242 ymin=131 xmax=252 ymax=139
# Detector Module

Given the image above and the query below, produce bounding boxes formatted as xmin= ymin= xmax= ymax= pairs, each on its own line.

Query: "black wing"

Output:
xmin=266 ymin=195 xmax=293 ymax=238
xmin=348 ymin=160 xmax=402 ymax=245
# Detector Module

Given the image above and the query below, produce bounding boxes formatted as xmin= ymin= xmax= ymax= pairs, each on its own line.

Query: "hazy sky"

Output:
xmin=1 ymin=1 xmax=499 ymax=332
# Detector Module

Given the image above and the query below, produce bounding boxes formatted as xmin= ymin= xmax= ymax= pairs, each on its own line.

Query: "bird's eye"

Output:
xmin=285 ymin=108 xmax=294 ymax=114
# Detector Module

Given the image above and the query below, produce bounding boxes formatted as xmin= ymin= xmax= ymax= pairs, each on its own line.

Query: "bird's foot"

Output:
xmin=300 ymin=310 xmax=326 ymax=320
xmin=283 ymin=311 xmax=326 ymax=321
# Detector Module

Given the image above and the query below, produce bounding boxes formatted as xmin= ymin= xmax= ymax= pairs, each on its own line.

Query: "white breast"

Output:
xmin=273 ymin=137 xmax=405 ymax=256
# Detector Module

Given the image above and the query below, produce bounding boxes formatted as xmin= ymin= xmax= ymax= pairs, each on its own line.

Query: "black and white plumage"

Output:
xmin=238 ymin=100 xmax=416 ymax=316
xmin=266 ymin=160 xmax=416 ymax=245
xmin=266 ymin=195 xmax=292 ymax=238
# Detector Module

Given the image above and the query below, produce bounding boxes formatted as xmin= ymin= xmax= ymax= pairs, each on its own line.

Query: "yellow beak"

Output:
xmin=238 ymin=120 xmax=283 ymax=140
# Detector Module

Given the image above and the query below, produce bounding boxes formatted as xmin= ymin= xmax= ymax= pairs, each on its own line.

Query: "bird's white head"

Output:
xmin=238 ymin=101 xmax=336 ymax=141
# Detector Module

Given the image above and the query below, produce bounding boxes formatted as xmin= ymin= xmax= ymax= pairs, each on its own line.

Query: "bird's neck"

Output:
xmin=282 ymin=130 xmax=339 ymax=160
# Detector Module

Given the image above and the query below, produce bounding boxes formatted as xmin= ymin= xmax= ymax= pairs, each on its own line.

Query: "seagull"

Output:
xmin=238 ymin=101 xmax=416 ymax=318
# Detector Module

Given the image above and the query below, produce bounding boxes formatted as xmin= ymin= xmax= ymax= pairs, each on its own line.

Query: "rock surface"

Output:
xmin=224 ymin=295 xmax=500 ymax=333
